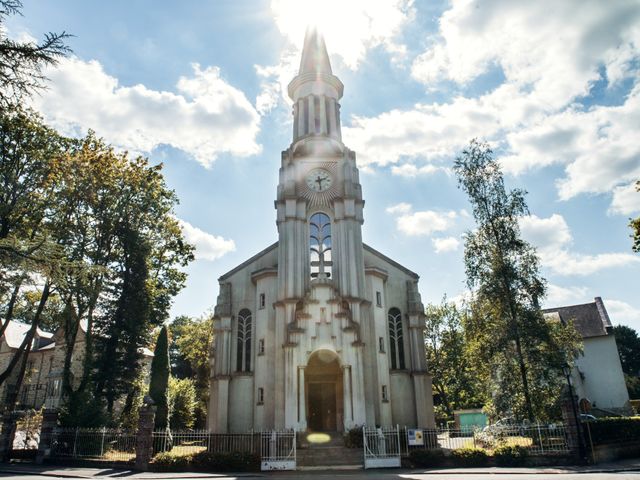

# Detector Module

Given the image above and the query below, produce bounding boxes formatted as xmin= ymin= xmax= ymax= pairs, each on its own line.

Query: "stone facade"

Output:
xmin=208 ymin=28 xmax=436 ymax=433
xmin=0 ymin=320 xmax=153 ymax=410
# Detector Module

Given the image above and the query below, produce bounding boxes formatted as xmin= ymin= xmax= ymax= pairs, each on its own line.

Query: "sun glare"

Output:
xmin=270 ymin=0 xmax=411 ymax=69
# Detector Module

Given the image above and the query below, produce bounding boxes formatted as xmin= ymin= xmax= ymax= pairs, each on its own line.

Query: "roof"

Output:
xmin=363 ymin=243 xmax=419 ymax=280
xmin=218 ymin=242 xmax=278 ymax=281
xmin=2 ymin=322 xmax=54 ymax=349
xmin=139 ymin=347 xmax=154 ymax=357
xmin=218 ymin=241 xmax=419 ymax=283
xmin=299 ymin=26 xmax=332 ymax=75
xmin=543 ymin=297 xmax=613 ymax=339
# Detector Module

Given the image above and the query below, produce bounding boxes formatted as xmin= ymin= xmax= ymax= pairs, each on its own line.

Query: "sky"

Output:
xmin=8 ymin=0 xmax=640 ymax=330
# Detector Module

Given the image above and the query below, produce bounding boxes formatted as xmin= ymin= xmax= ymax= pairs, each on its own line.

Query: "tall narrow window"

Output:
xmin=388 ymin=308 xmax=406 ymax=370
xmin=236 ymin=309 xmax=252 ymax=372
xmin=310 ymin=213 xmax=332 ymax=279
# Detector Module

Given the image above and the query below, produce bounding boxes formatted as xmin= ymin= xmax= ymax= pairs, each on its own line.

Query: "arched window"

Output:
xmin=310 ymin=213 xmax=332 ymax=278
xmin=388 ymin=308 xmax=405 ymax=370
xmin=236 ymin=309 xmax=252 ymax=372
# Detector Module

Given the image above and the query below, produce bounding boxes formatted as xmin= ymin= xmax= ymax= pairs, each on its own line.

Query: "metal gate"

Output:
xmin=363 ymin=426 xmax=401 ymax=469
xmin=260 ymin=430 xmax=296 ymax=471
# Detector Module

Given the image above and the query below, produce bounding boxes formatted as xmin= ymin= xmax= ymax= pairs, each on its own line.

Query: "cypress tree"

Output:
xmin=149 ymin=326 xmax=170 ymax=429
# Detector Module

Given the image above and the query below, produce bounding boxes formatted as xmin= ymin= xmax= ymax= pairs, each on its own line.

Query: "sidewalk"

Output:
xmin=1 ymin=458 xmax=640 ymax=478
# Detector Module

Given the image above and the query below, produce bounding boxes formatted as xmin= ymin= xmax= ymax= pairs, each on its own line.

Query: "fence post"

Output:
xmin=537 ymin=423 xmax=544 ymax=454
xmin=100 ymin=426 xmax=106 ymax=457
xmin=560 ymin=387 xmax=584 ymax=460
xmin=135 ymin=402 xmax=156 ymax=471
xmin=0 ymin=411 xmax=20 ymax=462
xmin=36 ymin=409 xmax=59 ymax=464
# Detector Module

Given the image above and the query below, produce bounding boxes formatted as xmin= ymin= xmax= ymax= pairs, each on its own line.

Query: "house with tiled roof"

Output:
xmin=0 ymin=320 xmax=153 ymax=410
xmin=543 ymin=297 xmax=632 ymax=415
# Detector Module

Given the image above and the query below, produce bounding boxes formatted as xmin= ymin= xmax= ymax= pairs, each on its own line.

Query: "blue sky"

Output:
xmin=9 ymin=0 xmax=640 ymax=329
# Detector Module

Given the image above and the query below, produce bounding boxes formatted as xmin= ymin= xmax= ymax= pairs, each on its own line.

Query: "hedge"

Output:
xmin=451 ymin=447 xmax=489 ymax=467
xmin=493 ymin=445 xmax=528 ymax=466
xmin=585 ymin=417 xmax=640 ymax=445
xmin=409 ymin=449 xmax=446 ymax=467
xmin=150 ymin=450 xmax=260 ymax=472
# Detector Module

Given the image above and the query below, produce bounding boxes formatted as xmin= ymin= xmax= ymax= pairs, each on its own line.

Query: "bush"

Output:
xmin=169 ymin=377 xmax=197 ymax=430
xmin=494 ymin=445 xmax=528 ymax=466
xmin=451 ymin=447 xmax=489 ymax=467
xmin=409 ymin=449 xmax=445 ymax=467
xmin=151 ymin=449 xmax=259 ymax=472
xmin=586 ymin=417 xmax=640 ymax=445
xmin=344 ymin=426 xmax=363 ymax=448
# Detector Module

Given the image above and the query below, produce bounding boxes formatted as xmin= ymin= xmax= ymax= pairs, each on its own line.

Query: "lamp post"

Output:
xmin=562 ymin=364 xmax=585 ymax=459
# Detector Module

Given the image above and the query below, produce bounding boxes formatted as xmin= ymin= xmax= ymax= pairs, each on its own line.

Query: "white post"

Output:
xmin=537 ymin=423 xmax=544 ymax=454
xmin=73 ymin=428 xmax=79 ymax=457
xmin=100 ymin=427 xmax=105 ymax=457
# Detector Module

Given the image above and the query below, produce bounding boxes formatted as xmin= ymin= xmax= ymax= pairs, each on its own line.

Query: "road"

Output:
xmin=4 ymin=473 xmax=640 ymax=479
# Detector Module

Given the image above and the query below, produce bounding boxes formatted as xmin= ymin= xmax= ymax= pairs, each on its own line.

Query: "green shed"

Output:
xmin=453 ymin=408 xmax=487 ymax=433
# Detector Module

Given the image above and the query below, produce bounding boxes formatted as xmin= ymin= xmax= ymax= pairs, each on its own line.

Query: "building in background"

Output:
xmin=544 ymin=297 xmax=632 ymax=415
xmin=208 ymin=28 xmax=435 ymax=433
xmin=0 ymin=320 xmax=153 ymax=411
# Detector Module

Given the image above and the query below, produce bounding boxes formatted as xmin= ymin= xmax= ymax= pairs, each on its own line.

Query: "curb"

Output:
xmin=0 ymin=467 xmax=265 ymax=479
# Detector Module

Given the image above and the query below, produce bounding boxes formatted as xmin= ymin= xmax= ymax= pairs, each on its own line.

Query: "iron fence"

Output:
xmin=152 ymin=429 xmax=259 ymax=456
xmin=260 ymin=430 xmax=296 ymax=471
xmin=363 ymin=426 xmax=401 ymax=469
xmin=51 ymin=427 xmax=136 ymax=463
xmin=401 ymin=423 xmax=569 ymax=456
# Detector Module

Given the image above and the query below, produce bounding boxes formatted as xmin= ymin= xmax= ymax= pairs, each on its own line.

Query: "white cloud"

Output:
xmin=270 ymin=0 xmax=414 ymax=70
xmin=178 ymin=219 xmax=235 ymax=261
xmin=432 ymin=236 xmax=460 ymax=253
xmin=609 ymin=182 xmax=640 ymax=216
xmin=519 ymin=214 xmax=640 ymax=275
xmin=605 ymin=299 xmax=640 ymax=330
xmin=385 ymin=203 xmax=412 ymax=215
xmin=544 ymin=284 xmax=590 ymax=308
xmin=387 ymin=203 xmax=457 ymax=236
xmin=391 ymin=163 xmax=449 ymax=177
xmin=411 ymin=0 xmax=640 ymax=106
xmin=32 ymin=58 xmax=261 ymax=167
xmin=343 ymin=1 xmax=640 ymax=212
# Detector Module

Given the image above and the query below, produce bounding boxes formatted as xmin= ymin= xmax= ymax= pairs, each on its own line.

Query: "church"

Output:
xmin=208 ymin=28 xmax=436 ymax=433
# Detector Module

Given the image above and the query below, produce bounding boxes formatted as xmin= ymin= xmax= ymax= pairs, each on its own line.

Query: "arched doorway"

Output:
xmin=306 ymin=350 xmax=343 ymax=432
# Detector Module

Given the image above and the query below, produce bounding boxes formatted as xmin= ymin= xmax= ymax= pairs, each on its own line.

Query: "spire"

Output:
xmin=288 ymin=26 xmax=344 ymax=145
xmin=299 ymin=26 xmax=332 ymax=75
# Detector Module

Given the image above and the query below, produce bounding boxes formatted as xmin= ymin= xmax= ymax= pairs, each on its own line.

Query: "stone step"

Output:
xmin=297 ymin=446 xmax=363 ymax=467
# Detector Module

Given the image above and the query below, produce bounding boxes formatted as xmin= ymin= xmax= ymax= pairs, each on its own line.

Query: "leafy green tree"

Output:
xmin=631 ymin=181 xmax=640 ymax=252
xmin=149 ymin=326 xmax=170 ymax=429
xmin=168 ymin=377 xmax=197 ymax=430
xmin=425 ymin=299 xmax=484 ymax=421
xmin=613 ymin=325 xmax=640 ymax=376
xmin=454 ymin=139 xmax=581 ymax=421
xmin=0 ymin=0 xmax=70 ymax=107
xmin=174 ymin=315 xmax=212 ymax=427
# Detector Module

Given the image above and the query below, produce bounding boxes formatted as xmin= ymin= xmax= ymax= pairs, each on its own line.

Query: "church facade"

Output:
xmin=208 ymin=29 xmax=436 ymax=433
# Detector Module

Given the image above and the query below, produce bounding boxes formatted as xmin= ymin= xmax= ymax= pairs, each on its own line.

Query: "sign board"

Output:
xmin=407 ymin=429 xmax=424 ymax=446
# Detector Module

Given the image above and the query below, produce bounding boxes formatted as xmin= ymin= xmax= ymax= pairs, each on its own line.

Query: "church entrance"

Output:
xmin=305 ymin=350 xmax=343 ymax=432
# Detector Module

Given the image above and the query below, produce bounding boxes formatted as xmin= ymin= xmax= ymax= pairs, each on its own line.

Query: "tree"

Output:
xmin=454 ymin=139 xmax=581 ymax=421
xmin=168 ymin=377 xmax=196 ymax=430
xmin=425 ymin=299 xmax=484 ymax=421
xmin=149 ymin=325 xmax=170 ymax=429
xmin=613 ymin=325 xmax=640 ymax=399
xmin=613 ymin=325 xmax=640 ymax=376
xmin=0 ymin=0 xmax=70 ymax=108
xmin=631 ymin=181 xmax=640 ymax=252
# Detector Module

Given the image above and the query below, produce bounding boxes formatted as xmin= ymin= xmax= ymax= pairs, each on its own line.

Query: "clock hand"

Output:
xmin=315 ymin=176 xmax=324 ymax=189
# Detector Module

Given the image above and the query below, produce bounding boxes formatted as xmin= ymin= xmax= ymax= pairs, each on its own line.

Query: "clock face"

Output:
xmin=305 ymin=169 xmax=333 ymax=192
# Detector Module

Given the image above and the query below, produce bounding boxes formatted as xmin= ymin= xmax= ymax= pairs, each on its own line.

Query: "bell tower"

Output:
xmin=272 ymin=28 xmax=369 ymax=429
xmin=275 ymin=27 xmax=366 ymax=302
